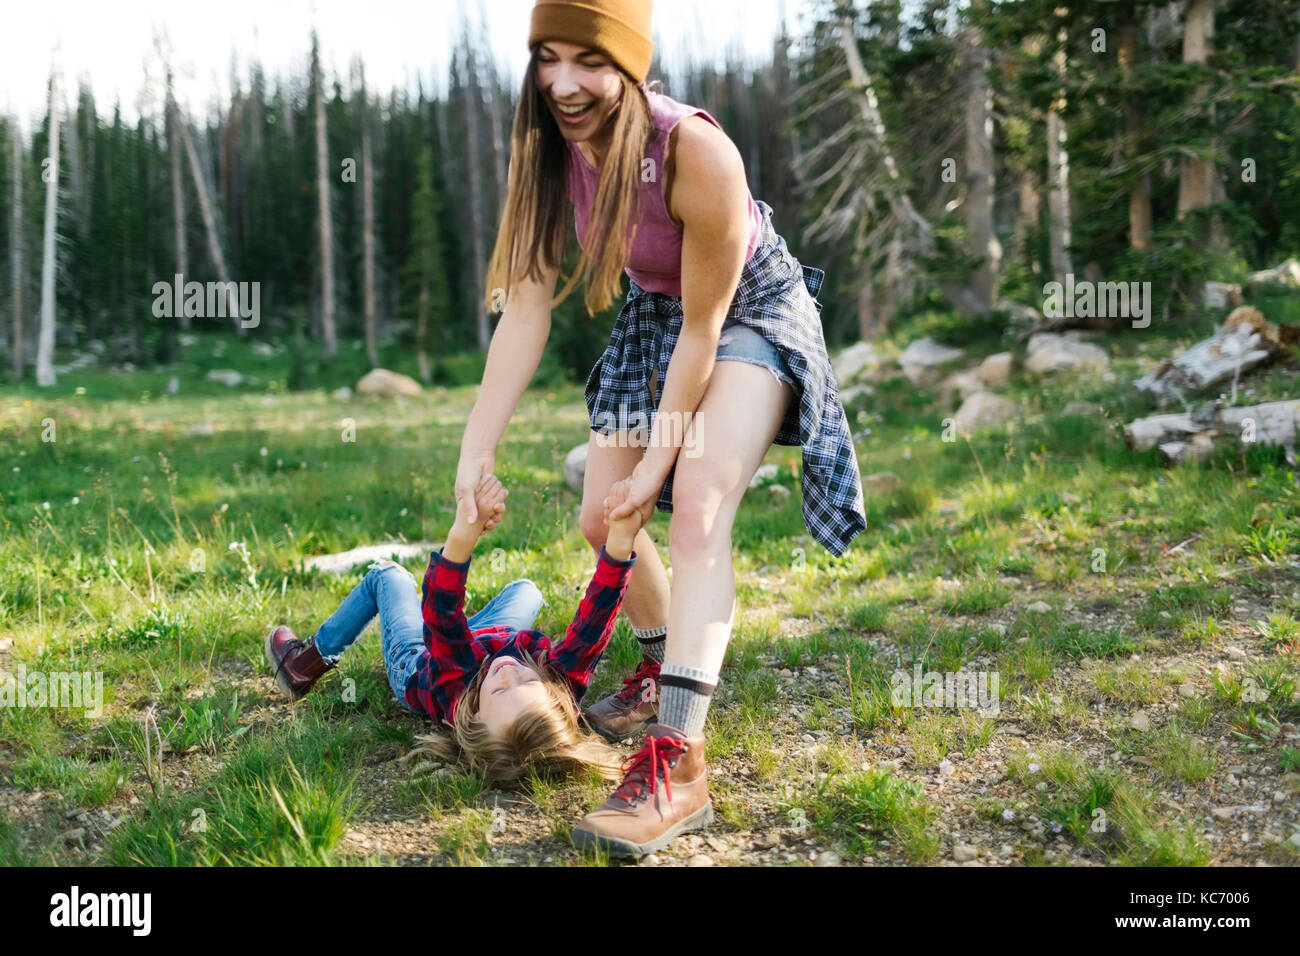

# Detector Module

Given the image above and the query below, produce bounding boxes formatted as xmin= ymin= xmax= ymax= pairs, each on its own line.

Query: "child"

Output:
xmin=265 ymin=473 xmax=644 ymax=785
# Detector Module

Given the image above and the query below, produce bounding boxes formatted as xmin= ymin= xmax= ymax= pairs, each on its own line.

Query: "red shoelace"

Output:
xmin=615 ymin=659 xmax=661 ymax=704
xmin=614 ymin=734 xmax=687 ymax=804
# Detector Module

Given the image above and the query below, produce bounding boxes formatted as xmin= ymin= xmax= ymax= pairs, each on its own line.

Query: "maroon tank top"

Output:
xmin=565 ymin=90 xmax=763 ymax=297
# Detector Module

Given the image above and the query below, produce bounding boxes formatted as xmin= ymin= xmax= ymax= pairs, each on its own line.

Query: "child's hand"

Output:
xmin=451 ymin=473 xmax=508 ymax=541
xmin=603 ymin=477 xmax=643 ymax=551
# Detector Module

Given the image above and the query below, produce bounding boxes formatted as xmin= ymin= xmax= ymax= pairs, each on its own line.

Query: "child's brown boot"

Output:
xmin=264 ymin=625 xmax=336 ymax=700
xmin=583 ymin=659 xmax=660 ymax=742
xmin=571 ymin=722 xmax=712 ymax=858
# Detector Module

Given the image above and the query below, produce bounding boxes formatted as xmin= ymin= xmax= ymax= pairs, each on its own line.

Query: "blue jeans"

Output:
xmin=312 ymin=559 xmax=546 ymax=713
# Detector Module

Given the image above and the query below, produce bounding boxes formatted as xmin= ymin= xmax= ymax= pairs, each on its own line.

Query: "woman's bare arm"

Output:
xmin=635 ymin=116 xmax=751 ymax=488
xmin=457 ymin=238 xmax=559 ymax=521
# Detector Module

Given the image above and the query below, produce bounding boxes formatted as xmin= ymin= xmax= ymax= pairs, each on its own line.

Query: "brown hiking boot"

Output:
xmin=583 ymin=658 xmax=660 ymax=743
xmin=572 ymin=722 xmax=712 ymax=858
xmin=264 ymin=625 xmax=336 ymax=700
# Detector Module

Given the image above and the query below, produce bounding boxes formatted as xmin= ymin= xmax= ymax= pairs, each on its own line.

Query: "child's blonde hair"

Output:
xmin=403 ymin=649 xmax=622 ymax=786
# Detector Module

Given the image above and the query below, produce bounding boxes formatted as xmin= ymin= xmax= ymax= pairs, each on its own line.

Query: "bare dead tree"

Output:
xmin=792 ymin=13 xmax=984 ymax=339
xmin=10 ymin=120 xmax=24 ymax=382
xmin=37 ymin=58 xmax=61 ymax=387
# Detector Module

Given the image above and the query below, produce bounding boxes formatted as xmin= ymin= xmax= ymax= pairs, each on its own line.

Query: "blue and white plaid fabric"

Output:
xmin=584 ymin=200 xmax=867 ymax=557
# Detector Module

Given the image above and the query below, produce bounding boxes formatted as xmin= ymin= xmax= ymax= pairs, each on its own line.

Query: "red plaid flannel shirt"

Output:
xmin=405 ymin=546 xmax=636 ymax=725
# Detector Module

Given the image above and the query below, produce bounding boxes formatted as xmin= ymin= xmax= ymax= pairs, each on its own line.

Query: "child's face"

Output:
xmin=477 ymin=657 xmax=550 ymax=738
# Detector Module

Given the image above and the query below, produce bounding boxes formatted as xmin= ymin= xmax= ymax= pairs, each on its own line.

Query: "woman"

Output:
xmin=455 ymin=0 xmax=866 ymax=857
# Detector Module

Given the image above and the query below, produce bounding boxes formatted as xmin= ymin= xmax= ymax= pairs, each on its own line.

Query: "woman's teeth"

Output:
xmin=558 ymin=102 xmax=592 ymax=116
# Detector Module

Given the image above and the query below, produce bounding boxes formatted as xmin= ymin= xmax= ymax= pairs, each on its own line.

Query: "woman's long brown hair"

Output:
xmin=483 ymin=47 xmax=656 ymax=317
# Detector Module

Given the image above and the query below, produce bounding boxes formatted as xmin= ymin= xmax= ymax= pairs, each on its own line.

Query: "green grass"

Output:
xmin=5 ymin=315 xmax=1300 ymax=867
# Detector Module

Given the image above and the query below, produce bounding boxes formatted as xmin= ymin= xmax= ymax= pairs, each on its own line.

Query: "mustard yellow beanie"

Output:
xmin=528 ymin=0 xmax=655 ymax=84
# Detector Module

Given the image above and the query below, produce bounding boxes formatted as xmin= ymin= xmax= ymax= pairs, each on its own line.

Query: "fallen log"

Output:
xmin=1123 ymin=399 xmax=1300 ymax=465
xmin=1134 ymin=306 xmax=1300 ymax=405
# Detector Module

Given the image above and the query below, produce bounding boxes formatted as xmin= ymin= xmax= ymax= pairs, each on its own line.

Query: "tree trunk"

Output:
xmin=1046 ymin=38 xmax=1073 ymax=287
xmin=176 ymin=108 xmax=239 ymax=332
xmin=37 ymin=66 xmax=61 ymax=387
xmin=1177 ymin=0 xmax=1216 ymax=219
xmin=416 ymin=278 xmax=431 ymax=384
xmin=1117 ymin=15 xmax=1152 ymax=250
xmin=313 ymin=44 xmax=337 ymax=358
xmin=10 ymin=123 xmax=24 ymax=382
xmin=1012 ymin=166 xmax=1041 ymax=273
xmin=359 ymin=67 xmax=378 ymax=368
xmin=837 ymin=14 xmax=985 ymax=317
xmin=167 ymin=80 xmax=189 ymax=330
xmin=964 ymin=27 xmax=1000 ymax=312
xmin=462 ymin=42 xmax=489 ymax=350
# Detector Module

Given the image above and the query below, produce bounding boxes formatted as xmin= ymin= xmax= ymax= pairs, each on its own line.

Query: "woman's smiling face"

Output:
xmin=535 ymin=41 xmax=623 ymax=145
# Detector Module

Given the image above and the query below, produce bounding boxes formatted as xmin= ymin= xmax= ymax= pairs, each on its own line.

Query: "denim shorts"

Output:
xmin=649 ymin=318 xmax=795 ymax=402
xmin=715 ymin=318 xmax=796 ymax=388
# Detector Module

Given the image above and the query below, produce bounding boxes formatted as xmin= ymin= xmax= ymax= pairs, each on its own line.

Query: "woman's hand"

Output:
xmin=606 ymin=459 xmax=663 ymax=526
xmin=455 ymin=449 xmax=496 ymax=526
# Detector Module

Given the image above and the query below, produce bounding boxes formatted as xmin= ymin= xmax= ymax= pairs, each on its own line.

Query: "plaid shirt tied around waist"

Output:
xmin=584 ymin=200 xmax=867 ymax=557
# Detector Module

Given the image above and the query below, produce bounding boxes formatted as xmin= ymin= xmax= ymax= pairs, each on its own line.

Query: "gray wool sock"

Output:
xmin=632 ymin=623 xmax=667 ymax=664
xmin=658 ymin=663 xmax=718 ymax=737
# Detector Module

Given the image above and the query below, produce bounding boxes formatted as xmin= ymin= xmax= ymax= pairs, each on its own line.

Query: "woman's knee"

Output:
xmin=668 ymin=481 xmax=736 ymax=556
xmin=578 ymin=501 xmax=610 ymax=548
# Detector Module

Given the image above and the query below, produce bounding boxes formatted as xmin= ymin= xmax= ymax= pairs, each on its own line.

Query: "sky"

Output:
xmin=0 ymin=0 xmax=821 ymax=129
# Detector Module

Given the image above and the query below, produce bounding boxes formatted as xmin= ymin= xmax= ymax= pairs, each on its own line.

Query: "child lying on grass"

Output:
xmin=265 ymin=473 xmax=644 ymax=784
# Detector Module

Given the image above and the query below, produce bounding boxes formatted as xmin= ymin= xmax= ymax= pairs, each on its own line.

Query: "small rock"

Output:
xmin=953 ymin=391 xmax=1018 ymax=435
xmin=1224 ymin=646 xmax=1247 ymax=662
xmin=977 ymin=352 xmax=1013 ymax=388
xmin=999 ymin=844 xmax=1014 ymax=858
xmin=832 ymin=341 xmax=880 ymax=384
xmin=861 ymin=471 xmax=903 ymax=494
xmin=1179 ymin=682 xmax=1197 ymax=698
xmin=801 ymin=733 xmax=816 ymax=743
xmin=205 ymin=369 xmax=244 ymax=387
xmin=686 ymin=853 xmax=714 ymax=867
xmin=813 ymin=850 xmax=841 ymax=867
xmin=642 ymin=854 xmax=662 ymax=866
xmin=357 ymin=368 xmax=422 ymax=399
xmin=1211 ymin=807 xmax=1234 ymax=821
xmin=952 ymin=844 xmax=978 ymax=862
xmin=1287 ymin=833 xmax=1300 ymax=851
xmin=1025 ymin=601 xmax=1052 ymax=614
xmin=1129 ymin=710 xmax=1152 ymax=732
xmin=564 ymin=442 xmax=589 ymax=495
xmin=63 ymin=828 xmax=87 ymax=844
xmin=898 ymin=336 xmax=965 ymax=372
xmin=1024 ymin=333 xmax=1109 ymax=375
xmin=331 ymin=386 xmax=353 ymax=401
xmin=166 ymin=376 xmax=180 ymax=395
xmin=938 ymin=369 xmax=986 ymax=407
xmin=1226 ymin=773 xmax=1240 ymax=788
xmin=1062 ymin=401 xmax=1104 ymax=417
xmin=65 ymin=807 xmax=86 ymax=819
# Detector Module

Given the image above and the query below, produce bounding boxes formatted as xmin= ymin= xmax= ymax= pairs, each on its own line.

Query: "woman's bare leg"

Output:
xmin=578 ymin=430 xmax=671 ymax=629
